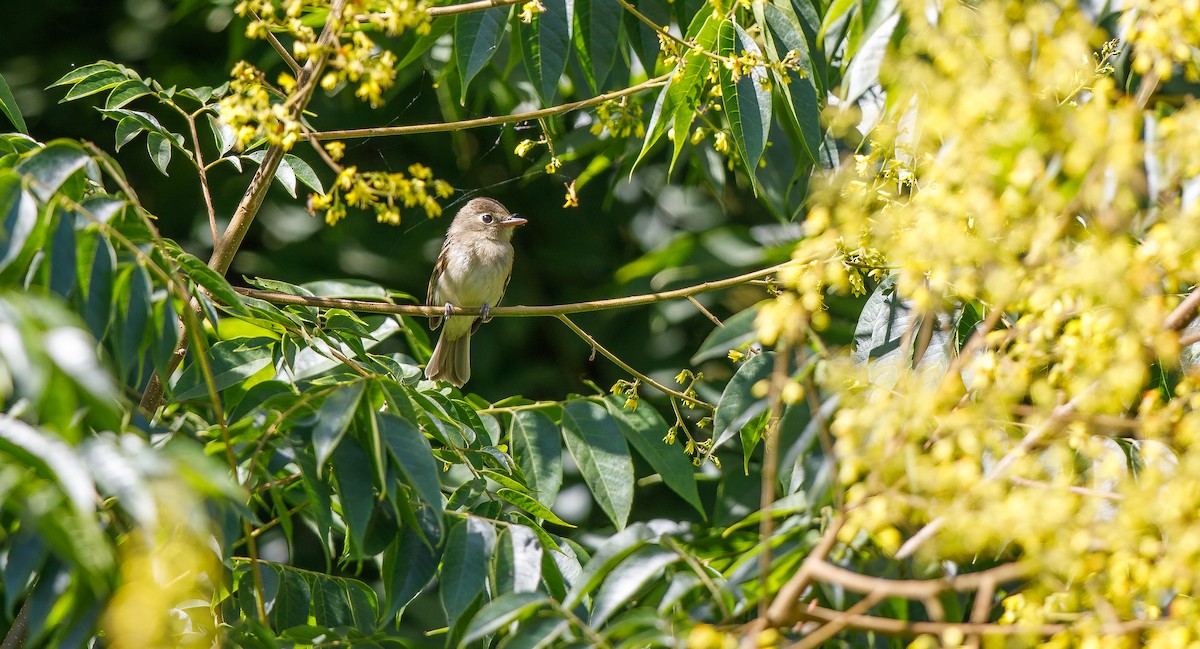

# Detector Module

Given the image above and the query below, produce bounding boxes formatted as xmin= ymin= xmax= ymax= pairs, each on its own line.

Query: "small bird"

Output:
xmin=425 ymin=197 xmax=526 ymax=387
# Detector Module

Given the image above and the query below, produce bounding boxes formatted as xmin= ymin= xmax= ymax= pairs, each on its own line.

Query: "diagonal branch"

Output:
xmin=556 ymin=314 xmax=715 ymax=409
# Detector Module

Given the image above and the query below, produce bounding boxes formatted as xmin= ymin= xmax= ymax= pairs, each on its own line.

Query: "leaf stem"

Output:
xmin=556 ymin=314 xmax=715 ymax=410
xmin=312 ymin=73 xmax=671 ymax=140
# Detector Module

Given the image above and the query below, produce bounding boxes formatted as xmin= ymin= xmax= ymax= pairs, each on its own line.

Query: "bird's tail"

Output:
xmin=425 ymin=329 xmax=471 ymax=387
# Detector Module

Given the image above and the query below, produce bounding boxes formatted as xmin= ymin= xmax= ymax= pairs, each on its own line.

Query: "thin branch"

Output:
xmin=1008 ymin=475 xmax=1123 ymax=501
xmin=184 ymin=110 xmax=221 ymax=247
xmin=896 ymin=391 xmax=1088 ymax=559
xmin=757 ymin=340 xmax=791 ymax=619
xmin=787 ymin=591 xmax=887 ymax=649
xmin=791 ymin=605 xmax=1159 ymax=637
xmin=356 ymin=0 xmax=524 ymax=20
xmin=254 ymin=10 xmax=302 ymax=74
xmin=557 ymin=314 xmax=715 ymax=410
xmin=765 ymin=515 xmax=844 ymax=625
xmin=687 ymin=295 xmax=723 ymax=326
xmin=803 ymin=561 xmax=1031 ymax=600
xmin=312 ymin=73 xmax=670 ymax=140
xmin=0 ymin=599 xmax=28 ymax=649
xmin=1165 ymin=287 xmax=1200 ymax=331
xmin=233 ymin=262 xmax=798 ymax=317
xmin=966 ymin=573 xmax=997 ymax=649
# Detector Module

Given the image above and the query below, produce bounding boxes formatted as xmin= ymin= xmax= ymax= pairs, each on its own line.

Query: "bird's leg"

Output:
xmin=443 ymin=303 xmax=454 ymax=320
xmin=480 ymin=302 xmax=492 ymax=323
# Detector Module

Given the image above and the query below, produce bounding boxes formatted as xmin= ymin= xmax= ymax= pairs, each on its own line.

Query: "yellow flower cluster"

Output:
xmin=1121 ymin=0 xmax=1200 ymax=80
xmin=319 ymin=30 xmax=400 ymax=107
xmin=756 ymin=0 xmax=1200 ymax=641
xmin=218 ymin=61 xmax=303 ymax=150
xmin=590 ymin=96 xmax=646 ymax=139
xmin=308 ymin=163 xmax=454 ymax=226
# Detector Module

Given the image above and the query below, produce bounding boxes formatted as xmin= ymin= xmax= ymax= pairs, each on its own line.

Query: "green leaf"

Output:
xmin=169 ymin=248 xmax=249 ymax=316
xmin=313 ymin=381 xmax=366 ymax=474
xmin=588 ymin=546 xmax=678 ymax=627
xmin=147 ymin=131 xmax=172 ymax=174
xmin=104 ymin=79 xmax=153 ymax=109
xmin=333 ymin=439 xmax=376 ymax=558
xmin=711 ymin=352 xmax=773 ymax=458
xmin=573 ymin=0 xmax=622 ymax=93
xmin=763 ymin=5 xmax=821 ymax=164
xmin=284 ymin=154 xmax=324 ymax=194
xmin=0 ymin=73 xmax=28 ymax=134
xmin=461 ymin=592 xmax=549 ymax=646
xmin=603 ymin=397 xmax=704 ymax=517
xmin=81 ymin=238 xmax=116 ymax=346
xmin=114 ymin=117 xmax=143 ymax=151
xmin=310 ymin=573 xmax=352 ymax=628
xmin=61 ymin=68 xmax=128 ymax=102
xmin=172 ymin=338 xmax=273 ymax=401
xmin=493 ymin=524 xmax=544 ymax=595
xmin=852 ymin=276 xmax=952 ymax=375
xmin=563 ymin=523 xmax=655 ymax=608
xmin=624 ymin=0 xmax=670 ymax=73
xmin=842 ymin=12 xmax=898 ymax=103
xmin=398 ymin=15 xmax=455 ymax=67
xmin=383 ymin=525 xmax=441 ymax=620
xmin=14 ymin=140 xmax=91 ymax=202
xmin=634 ymin=13 xmax=719 ymax=175
xmin=272 ymin=566 xmax=313 ymax=631
xmin=561 ymin=400 xmax=634 ymax=530
xmin=380 ymin=413 xmax=445 ymax=526
xmin=273 ymin=154 xmax=298 ymax=197
xmin=717 ymin=19 xmax=772 ymax=188
xmin=49 ymin=62 xmax=121 ymax=88
xmin=456 ymin=5 xmax=510 ymax=97
xmin=521 ymin=0 xmax=573 ymax=105
xmin=496 ymin=487 xmax=575 ymax=528
xmin=0 ymin=177 xmax=39 ymax=275
xmin=509 ymin=409 xmax=563 ymax=507
xmin=441 ymin=517 xmax=496 ymax=630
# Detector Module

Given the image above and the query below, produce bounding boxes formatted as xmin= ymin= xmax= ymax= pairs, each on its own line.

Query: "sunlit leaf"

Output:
xmin=509 ymin=409 xmax=563 ymax=507
xmin=521 ymin=0 xmax=574 ymax=104
xmin=441 ymin=517 xmax=496 ymax=629
xmin=603 ymin=397 xmax=704 ymax=517
xmin=456 ymin=5 xmax=510 ymax=97
xmin=561 ymin=400 xmax=633 ymax=530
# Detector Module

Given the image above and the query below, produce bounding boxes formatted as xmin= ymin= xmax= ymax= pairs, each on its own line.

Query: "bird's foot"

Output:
xmin=481 ymin=303 xmax=492 ymax=323
xmin=443 ymin=302 xmax=454 ymax=319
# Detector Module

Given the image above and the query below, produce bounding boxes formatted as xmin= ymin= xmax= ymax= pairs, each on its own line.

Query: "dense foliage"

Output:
xmin=2 ymin=0 xmax=1200 ymax=647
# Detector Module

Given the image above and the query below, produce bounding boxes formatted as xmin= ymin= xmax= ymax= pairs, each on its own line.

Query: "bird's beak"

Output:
xmin=500 ymin=215 xmax=528 ymax=227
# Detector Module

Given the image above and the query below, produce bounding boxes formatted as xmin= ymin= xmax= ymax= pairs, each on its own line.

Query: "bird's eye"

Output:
xmin=481 ymin=213 xmax=494 ymax=224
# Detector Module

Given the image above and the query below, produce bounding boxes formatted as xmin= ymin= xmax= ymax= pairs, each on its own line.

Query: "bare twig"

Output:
xmin=687 ymin=295 xmax=724 ymax=326
xmin=802 ymin=561 xmax=1031 ymax=600
xmin=765 ymin=515 xmax=844 ymax=625
xmin=556 ymin=314 xmax=715 ymax=409
xmin=787 ymin=591 xmax=887 ymax=649
xmin=757 ymin=341 xmax=791 ymax=618
xmin=791 ymin=605 xmax=1158 ymax=637
xmin=313 ymin=73 xmax=670 ymax=140
xmin=1 ymin=599 xmax=28 ymax=649
xmin=1165 ymin=287 xmax=1200 ymax=331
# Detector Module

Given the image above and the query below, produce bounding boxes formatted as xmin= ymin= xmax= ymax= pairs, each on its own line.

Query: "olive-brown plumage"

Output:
xmin=425 ymin=197 xmax=526 ymax=387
